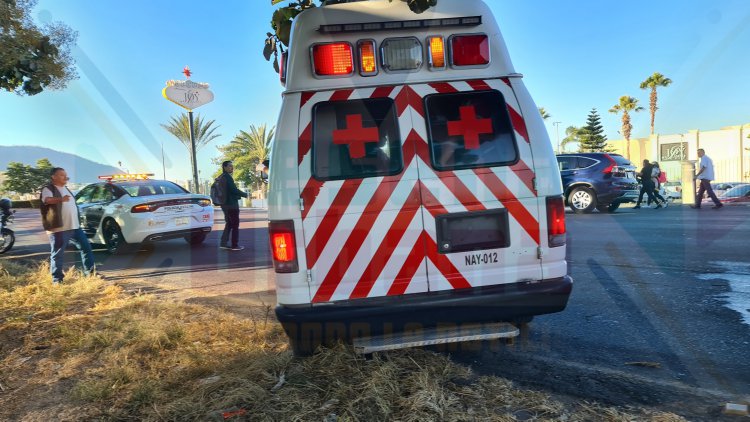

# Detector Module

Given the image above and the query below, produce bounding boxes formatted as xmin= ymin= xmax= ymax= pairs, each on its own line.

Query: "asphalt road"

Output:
xmin=456 ymin=203 xmax=750 ymax=419
xmin=3 ymin=208 xmax=275 ymax=301
xmin=4 ymin=204 xmax=749 ymax=418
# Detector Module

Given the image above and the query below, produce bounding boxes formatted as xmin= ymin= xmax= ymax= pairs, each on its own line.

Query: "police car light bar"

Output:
xmin=319 ymin=16 xmax=482 ymax=34
xmin=99 ymin=173 xmax=154 ymax=181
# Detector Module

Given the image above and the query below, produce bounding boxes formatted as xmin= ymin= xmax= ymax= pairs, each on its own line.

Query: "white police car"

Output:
xmin=75 ymin=174 xmax=214 ymax=253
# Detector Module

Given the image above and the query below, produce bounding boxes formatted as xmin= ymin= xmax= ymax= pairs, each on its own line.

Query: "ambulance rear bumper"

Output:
xmin=275 ymin=276 xmax=573 ymax=337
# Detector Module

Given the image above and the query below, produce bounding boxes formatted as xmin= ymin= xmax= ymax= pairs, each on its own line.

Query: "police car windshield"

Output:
xmin=117 ymin=181 xmax=188 ymax=197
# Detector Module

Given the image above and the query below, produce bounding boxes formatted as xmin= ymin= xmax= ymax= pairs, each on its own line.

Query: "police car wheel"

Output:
xmin=185 ymin=232 xmax=207 ymax=246
xmin=568 ymin=187 xmax=597 ymax=214
xmin=103 ymin=221 xmax=127 ymax=254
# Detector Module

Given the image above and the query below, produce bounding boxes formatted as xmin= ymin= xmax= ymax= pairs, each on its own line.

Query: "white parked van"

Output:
xmin=268 ymin=0 xmax=572 ymax=355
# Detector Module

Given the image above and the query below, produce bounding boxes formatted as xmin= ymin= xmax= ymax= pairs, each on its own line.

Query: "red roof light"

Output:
xmin=312 ymin=42 xmax=354 ymax=76
xmin=450 ymin=34 xmax=489 ymax=66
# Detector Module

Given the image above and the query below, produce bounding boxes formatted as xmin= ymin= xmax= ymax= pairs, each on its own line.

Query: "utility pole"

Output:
xmin=553 ymin=121 xmax=562 ymax=153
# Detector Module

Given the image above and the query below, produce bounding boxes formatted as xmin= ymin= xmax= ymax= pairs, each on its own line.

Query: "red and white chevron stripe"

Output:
xmin=297 ymin=79 xmax=542 ymax=303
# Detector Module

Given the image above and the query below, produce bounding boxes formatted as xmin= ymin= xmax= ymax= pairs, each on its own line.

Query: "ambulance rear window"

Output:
xmin=312 ymin=98 xmax=402 ymax=181
xmin=424 ymin=90 xmax=518 ymax=171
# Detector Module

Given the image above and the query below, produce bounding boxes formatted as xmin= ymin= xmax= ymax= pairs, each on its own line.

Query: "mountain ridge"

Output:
xmin=1 ymin=146 xmax=123 ymax=184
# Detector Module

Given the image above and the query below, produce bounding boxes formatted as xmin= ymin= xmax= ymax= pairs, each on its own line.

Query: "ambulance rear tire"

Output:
xmin=568 ymin=187 xmax=597 ymax=214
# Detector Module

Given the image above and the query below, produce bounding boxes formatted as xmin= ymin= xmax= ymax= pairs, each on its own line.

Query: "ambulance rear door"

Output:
xmin=407 ymin=78 xmax=543 ymax=291
xmin=296 ymin=86 xmax=429 ymax=304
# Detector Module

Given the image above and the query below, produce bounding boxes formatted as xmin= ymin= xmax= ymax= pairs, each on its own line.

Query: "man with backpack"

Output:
xmin=213 ymin=161 xmax=248 ymax=250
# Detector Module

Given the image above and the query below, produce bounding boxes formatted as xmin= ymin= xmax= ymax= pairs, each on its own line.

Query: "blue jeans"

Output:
xmin=49 ymin=228 xmax=95 ymax=282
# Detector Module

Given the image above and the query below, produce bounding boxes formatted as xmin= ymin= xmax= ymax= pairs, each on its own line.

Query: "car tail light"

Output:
xmin=199 ymin=198 xmax=211 ymax=207
xmin=279 ymin=51 xmax=288 ymax=85
xmin=131 ymin=203 xmax=157 ymax=213
xmin=450 ymin=34 xmax=489 ymax=66
xmin=357 ymin=40 xmax=378 ymax=76
xmin=381 ymin=37 xmax=422 ymax=72
xmin=546 ymin=196 xmax=566 ymax=247
xmin=269 ymin=220 xmax=299 ymax=273
xmin=312 ymin=42 xmax=353 ymax=76
xmin=601 ymin=154 xmax=616 ymax=174
xmin=427 ymin=36 xmax=445 ymax=69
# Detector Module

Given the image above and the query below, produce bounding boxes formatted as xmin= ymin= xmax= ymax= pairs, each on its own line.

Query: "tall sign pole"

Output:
xmin=162 ymin=66 xmax=214 ymax=192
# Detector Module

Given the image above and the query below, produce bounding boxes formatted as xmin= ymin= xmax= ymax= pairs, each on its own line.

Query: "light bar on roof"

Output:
xmin=318 ymin=16 xmax=482 ymax=34
xmin=99 ymin=173 xmax=154 ymax=181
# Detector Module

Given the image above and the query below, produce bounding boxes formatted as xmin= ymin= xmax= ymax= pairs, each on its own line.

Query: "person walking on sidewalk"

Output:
xmin=650 ymin=162 xmax=668 ymax=207
xmin=634 ymin=159 xmax=662 ymax=209
xmin=692 ymin=148 xmax=722 ymax=209
xmin=40 ymin=167 xmax=97 ymax=284
xmin=218 ymin=161 xmax=248 ymax=250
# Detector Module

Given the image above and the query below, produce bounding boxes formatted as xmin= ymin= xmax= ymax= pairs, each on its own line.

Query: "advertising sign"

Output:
xmin=162 ymin=80 xmax=214 ymax=111
xmin=660 ymin=142 xmax=687 ymax=161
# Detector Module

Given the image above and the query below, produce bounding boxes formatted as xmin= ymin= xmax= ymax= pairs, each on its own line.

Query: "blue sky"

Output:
xmin=1 ymin=0 xmax=749 ymax=181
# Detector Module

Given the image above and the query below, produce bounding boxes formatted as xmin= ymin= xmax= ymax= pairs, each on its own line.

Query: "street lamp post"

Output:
xmin=553 ymin=121 xmax=562 ymax=153
xmin=161 ymin=139 xmax=166 ymax=179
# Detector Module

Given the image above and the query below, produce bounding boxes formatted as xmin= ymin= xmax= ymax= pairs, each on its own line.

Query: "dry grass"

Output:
xmin=0 ymin=262 xmax=687 ymax=422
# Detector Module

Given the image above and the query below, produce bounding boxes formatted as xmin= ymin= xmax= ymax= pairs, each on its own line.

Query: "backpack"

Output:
xmin=210 ymin=175 xmax=227 ymax=206
xmin=657 ymin=170 xmax=667 ymax=184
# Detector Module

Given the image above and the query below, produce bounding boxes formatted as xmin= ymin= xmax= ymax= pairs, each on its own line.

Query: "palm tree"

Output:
xmin=161 ymin=113 xmax=221 ymax=152
xmin=560 ymin=126 xmax=582 ymax=153
xmin=609 ymin=96 xmax=644 ymax=160
xmin=216 ymin=124 xmax=275 ymax=193
xmin=640 ymin=72 xmax=672 ymax=135
xmin=538 ymin=107 xmax=550 ymax=121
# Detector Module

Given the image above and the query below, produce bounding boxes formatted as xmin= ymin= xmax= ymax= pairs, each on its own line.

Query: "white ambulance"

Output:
xmin=267 ymin=0 xmax=572 ymax=355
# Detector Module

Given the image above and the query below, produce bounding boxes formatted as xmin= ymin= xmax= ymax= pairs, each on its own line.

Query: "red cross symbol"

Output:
xmin=332 ymin=114 xmax=380 ymax=159
xmin=447 ymin=105 xmax=493 ymax=150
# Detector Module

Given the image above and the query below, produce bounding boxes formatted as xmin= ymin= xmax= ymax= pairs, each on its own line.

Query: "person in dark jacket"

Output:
xmin=40 ymin=167 xmax=97 ymax=283
xmin=219 ymin=161 xmax=248 ymax=251
xmin=634 ymin=159 xmax=662 ymax=209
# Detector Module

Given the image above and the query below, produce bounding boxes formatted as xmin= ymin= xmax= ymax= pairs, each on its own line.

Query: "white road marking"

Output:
xmin=698 ymin=261 xmax=750 ymax=327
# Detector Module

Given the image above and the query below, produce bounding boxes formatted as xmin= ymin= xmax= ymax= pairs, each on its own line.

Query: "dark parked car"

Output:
xmin=556 ymin=153 xmax=639 ymax=213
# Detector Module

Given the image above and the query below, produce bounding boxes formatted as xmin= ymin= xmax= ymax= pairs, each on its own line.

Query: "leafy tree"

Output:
xmin=640 ymin=72 xmax=672 ymax=135
xmin=578 ymin=108 xmax=611 ymax=152
xmin=609 ymin=96 xmax=644 ymax=160
xmin=538 ymin=107 xmax=550 ymax=121
xmin=161 ymin=113 xmax=221 ymax=152
xmin=1 ymin=0 xmax=78 ymax=95
xmin=2 ymin=158 xmax=52 ymax=194
xmin=215 ymin=124 xmax=274 ymax=191
xmin=264 ymin=0 xmax=437 ymax=72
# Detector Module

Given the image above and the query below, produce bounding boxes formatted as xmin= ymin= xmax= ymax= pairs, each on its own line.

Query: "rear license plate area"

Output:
xmin=175 ymin=217 xmax=189 ymax=226
xmin=435 ymin=209 xmax=509 ymax=254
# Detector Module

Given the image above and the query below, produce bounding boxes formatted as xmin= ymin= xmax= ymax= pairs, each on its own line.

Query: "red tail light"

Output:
xmin=269 ymin=220 xmax=299 ymax=273
xmin=312 ymin=42 xmax=353 ymax=76
xmin=131 ymin=204 xmax=156 ymax=213
xmin=450 ymin=34 xmax=489 ymax=66
xmin=546 ymin=196 xmax=566 ymax=247
xmin=601 ymin=154 xmax=616 ymax=174
xmin=279 ymin=51 xmax=288 ymax=86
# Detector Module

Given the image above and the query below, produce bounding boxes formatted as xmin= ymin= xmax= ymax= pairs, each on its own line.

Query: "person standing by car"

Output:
xmin=634 ymin=159 xmax=662 ymax=209
xmin=218 ymin=161 xmax=248 ymax=251
xmin=40 ymin=167 xmax=97 ymax=284
xmin=692 ymin=148 xmax=722 ymax=209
